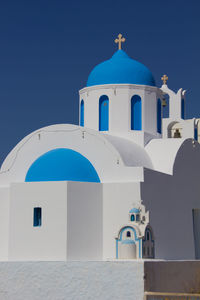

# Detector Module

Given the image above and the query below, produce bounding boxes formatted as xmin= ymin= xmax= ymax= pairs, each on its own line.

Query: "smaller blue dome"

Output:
xmin=129 ymin=208 xmax=140 ymax=214
xmin=87 ymin=50 xmax=155 ymax=87
xmin=25 ymin=148 xmax=100 ymax=183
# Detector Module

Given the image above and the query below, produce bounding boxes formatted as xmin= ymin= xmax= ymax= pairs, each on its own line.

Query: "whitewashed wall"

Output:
xmin=0 ymin=188 xmax=9 ymax=260
xmin=102 ymin=182 xmax=141 ymax=259
xmin=9 ymin=182 xmax=68 ymax=261
xmin=67 ymin=181 xmax=103 ymax=260
xmin=142 ymin=139 xmax=200 ymax=259
xmin=0 ymin=261 xmax=144 ymax=300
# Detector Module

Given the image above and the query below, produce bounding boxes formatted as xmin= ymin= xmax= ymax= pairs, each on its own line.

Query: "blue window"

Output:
xmin=157 ymin=98 xmax=162 ymax=134
xmin=99 ymin=95 xmax=109 ymax=131
xmin=147 ymin=231 xmax=150 ymax=240
xmin=136 ymin=214 xmax=140 ymax=222
xmin=131 ymin=95 xmax=142 ymax=130
xmin=33 ymin=207 xmax=42 ymax=227
xmin=181 ymin=98 xmax=185 ymax=119
xmin=80 ymin=100 xmax=84 ymax=126
xmin=131 ymin=214 xmax=135 ymax=222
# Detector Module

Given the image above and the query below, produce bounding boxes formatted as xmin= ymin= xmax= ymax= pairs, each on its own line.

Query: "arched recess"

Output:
xmin=142 ymin=226 xmax=155 ymax=259
xmin=131 ymin=95 xmax=142 ymax=130
xmin=99 ymin=95 xmax=109 ymax=131
xmin=157 ymin=99 xmax=162 ymax=134
xmin=163 ymin=94 xmax=169 ymax=118
xmin=167 ymin=121 xmax=182 ymax=138
xmin=116 ymin=226 xmax=141 ymax=259
xmin=181 ymin=98 xmax=185 ymax=119
xmin=80 ymin=100 xmax=84 ymax=126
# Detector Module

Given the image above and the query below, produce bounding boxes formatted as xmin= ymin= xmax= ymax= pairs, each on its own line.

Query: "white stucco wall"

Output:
xmin=142 ymin=139 xmax=200 ymax=259
xmin=67 ymin=181 xmax=103 ymax=260
xmin=9 ymin=181 xmax=68 ymax=261
xmin=0 ymin=261 xmax=144 ymax=300
xmin=102 ymin=182 xmax=141 ymax=259
xmin=0 ymin=188 xmax=9 ymax=260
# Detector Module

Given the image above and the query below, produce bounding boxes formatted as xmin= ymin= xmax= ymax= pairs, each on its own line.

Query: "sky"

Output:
xmin=0 ymin=0 xmax=200 ymax=164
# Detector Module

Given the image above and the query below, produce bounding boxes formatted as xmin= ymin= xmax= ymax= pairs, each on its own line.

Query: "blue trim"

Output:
xmin=25 ymin=148 xmax=100 ymax=183
xmin=157 ymin=98 xmax=162 ymax=134
xmin=116 ymin=239 xmax=118 ymax=259
xmin=99 ymin=95 xmax=109 ymax=131
xmin=129 ymin=208 xmax=140 ymax=213
xmin=80 ymin=100 xmax=84 ymax=126
xmin=181 ymin=98 xmax=185 ymax=119
xmin=122 ymin=240 xmax=135 ymax=244
xmin=131 ymin=95 xmax=142 ymax=130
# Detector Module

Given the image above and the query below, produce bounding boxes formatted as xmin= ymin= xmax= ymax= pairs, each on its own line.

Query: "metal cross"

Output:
xmin=115 ymin=34 xmax=126 ymax=50
xmin=161 ymin=74 xmax=168 ymax=85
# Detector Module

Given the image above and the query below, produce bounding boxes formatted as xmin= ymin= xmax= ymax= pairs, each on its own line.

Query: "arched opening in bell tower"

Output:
xmin=99 ymin=95 xmax=109 ymax=131
xmin=131 ymin=95 xmax=142 ymax=130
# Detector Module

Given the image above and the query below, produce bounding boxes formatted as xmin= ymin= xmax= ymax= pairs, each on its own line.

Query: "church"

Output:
xmin=0 ymin=34 xmax=200 ymax=261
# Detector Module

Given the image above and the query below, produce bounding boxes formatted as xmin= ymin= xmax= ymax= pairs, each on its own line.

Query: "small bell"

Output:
xmin=162 ymin=98 xmax=167 ymax=107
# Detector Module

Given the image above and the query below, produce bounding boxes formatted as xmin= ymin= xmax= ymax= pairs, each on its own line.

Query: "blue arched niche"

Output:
xmin=131 ymin=95 xmax=142 ymax=130
xmin=99 ymin=95 xmax=109 ymax=131
xmin=181 ymin=98 xmax=185 ymax=119
xmin=157 ymin=98 xmax=162 ymax=134
xmin=25 ymin=148 xmax=100 ymax=183
xmin=80 ymin=100 xmax=84 ymax=126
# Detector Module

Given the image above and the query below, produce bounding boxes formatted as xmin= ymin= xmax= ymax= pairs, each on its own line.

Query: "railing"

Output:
xmin=145 ymin=291 xmax=200 ymax=300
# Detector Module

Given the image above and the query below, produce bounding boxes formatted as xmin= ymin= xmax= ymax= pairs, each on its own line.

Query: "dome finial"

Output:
xmin=161 ymin=74 xmax=168 ymax=85
xmin=115 ymin=34 xmax=126 ymax=50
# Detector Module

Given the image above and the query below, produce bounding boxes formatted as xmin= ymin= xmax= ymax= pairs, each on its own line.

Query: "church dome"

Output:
xmin=87 ymin=50 xmax=155 ymax=87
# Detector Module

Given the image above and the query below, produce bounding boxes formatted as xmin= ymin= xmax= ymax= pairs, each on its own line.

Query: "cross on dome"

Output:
xmin=115 ymin=34 xmax=126 ymax=50
xmin=161 ymin=74 xmax=168 ymax=85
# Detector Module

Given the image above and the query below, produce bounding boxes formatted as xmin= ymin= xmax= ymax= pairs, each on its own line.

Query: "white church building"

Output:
xmin=0 ymin=34 xmax=200 ymax=262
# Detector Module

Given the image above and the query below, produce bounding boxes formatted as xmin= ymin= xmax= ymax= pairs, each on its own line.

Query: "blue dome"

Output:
xmin=25 ymin=148 xmax=100 ymax=183
xmin=87 ymin=50 xmax=155 ymax=87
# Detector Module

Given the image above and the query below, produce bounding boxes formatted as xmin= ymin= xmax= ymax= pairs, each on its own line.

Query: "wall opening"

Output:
xmin=163 ymin=94 xmax=169 ymax=118
xmin=80 ymin=99 xmax=84 ymax=126
xmin=99 ymin=95 xmax=109 ymax=131
xmin=33 ymin=207 xmax=42 ymax=227
xmin=157 ymin=98 xmax=162 ymax=134
xmin=131 ymin=95 xmax=142 ymax=130
xmin=181 ymin=98 xmax=185 ymax=119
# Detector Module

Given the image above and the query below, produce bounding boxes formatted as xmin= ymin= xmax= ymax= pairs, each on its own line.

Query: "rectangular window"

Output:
xmin=33 ymin=207 xmax=42 ymax=227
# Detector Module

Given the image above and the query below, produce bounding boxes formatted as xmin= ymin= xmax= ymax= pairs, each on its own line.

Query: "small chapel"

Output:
xmin=0 ymin=34 xmax=200 ymax=261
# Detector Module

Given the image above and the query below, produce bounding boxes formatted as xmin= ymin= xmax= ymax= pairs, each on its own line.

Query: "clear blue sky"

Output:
xmin=0 ymin=0 xmax=200 ymax=163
